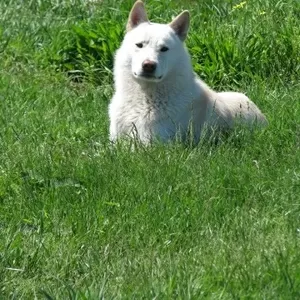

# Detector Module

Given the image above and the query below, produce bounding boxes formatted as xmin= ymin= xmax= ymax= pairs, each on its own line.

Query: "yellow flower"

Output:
xmin=232 ymin=1 xmax=247 ymax=10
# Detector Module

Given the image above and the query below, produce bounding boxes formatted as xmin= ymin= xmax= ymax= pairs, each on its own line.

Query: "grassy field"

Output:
xmin=0 ymin=0 xmax=300 ymax=298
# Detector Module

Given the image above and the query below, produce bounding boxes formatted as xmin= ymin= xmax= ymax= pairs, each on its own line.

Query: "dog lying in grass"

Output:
xmin=109 ymin=1 xmax=267 ymax=145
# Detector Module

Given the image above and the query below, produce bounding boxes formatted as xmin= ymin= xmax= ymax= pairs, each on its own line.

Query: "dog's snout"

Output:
xmin=142 ymin=60 xmax=157 ymax=73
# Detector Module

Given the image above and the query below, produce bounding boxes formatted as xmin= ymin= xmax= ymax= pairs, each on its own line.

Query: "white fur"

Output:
xmin=109 ymin=1 xmax=267 ymax=144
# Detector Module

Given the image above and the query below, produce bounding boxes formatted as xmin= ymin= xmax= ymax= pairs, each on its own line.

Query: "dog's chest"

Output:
xmin=115 ymin=93 xmax=177 ymax=140
xmin=118 ymin=96 xmax=163 ymax=125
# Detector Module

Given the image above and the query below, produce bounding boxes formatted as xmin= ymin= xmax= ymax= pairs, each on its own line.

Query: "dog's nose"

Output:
xmin=142 ymin=60 xmax=157 ymax=73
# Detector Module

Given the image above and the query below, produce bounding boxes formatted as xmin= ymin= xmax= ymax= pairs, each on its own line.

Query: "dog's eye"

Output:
xmin=136 ymin=43 xmax=143 ymax=48
xmin=160 ymin=46 xmax=169 ymax=52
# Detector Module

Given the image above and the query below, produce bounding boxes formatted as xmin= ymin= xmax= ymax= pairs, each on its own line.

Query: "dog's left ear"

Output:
xmin=127 ymin=1 xmax=149 ymax=32
xmin=169 ymin=11 xmax=190 ymax=41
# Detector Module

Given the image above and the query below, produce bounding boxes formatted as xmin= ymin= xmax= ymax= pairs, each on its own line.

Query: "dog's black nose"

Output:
xmin=142 ymin=60 xmax=157 ymax=73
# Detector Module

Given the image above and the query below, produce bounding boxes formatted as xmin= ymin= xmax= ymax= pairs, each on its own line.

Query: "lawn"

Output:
xmin=0 ymin=0 xmax=300 ymax=299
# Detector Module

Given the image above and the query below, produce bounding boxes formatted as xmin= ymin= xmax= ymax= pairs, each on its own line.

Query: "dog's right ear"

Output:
xmin=126 ymin=1 xmax=149 ymax=32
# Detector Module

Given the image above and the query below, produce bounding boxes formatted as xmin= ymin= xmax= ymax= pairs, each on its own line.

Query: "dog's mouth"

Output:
xmin=133 ymin=72 xmax=163 ymax=81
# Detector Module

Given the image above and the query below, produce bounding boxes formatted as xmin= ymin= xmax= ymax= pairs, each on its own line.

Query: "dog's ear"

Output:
xmin=126 ymin=1 xmax=149 ymax=32
xmin=169 ymin=11 xmax=190 ymax=41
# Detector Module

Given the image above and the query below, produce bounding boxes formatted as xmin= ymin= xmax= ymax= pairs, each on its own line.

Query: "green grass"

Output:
xmin=0 ymin=0 xmax=300 ymax=298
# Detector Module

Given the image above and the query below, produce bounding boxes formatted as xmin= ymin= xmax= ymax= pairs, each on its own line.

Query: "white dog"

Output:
xmin=108 ymin=1 xmax=267 ymax=144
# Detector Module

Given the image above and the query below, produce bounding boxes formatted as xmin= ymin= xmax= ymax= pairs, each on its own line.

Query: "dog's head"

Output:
xmin=122 ymin=0 xmax=190 ymax=83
